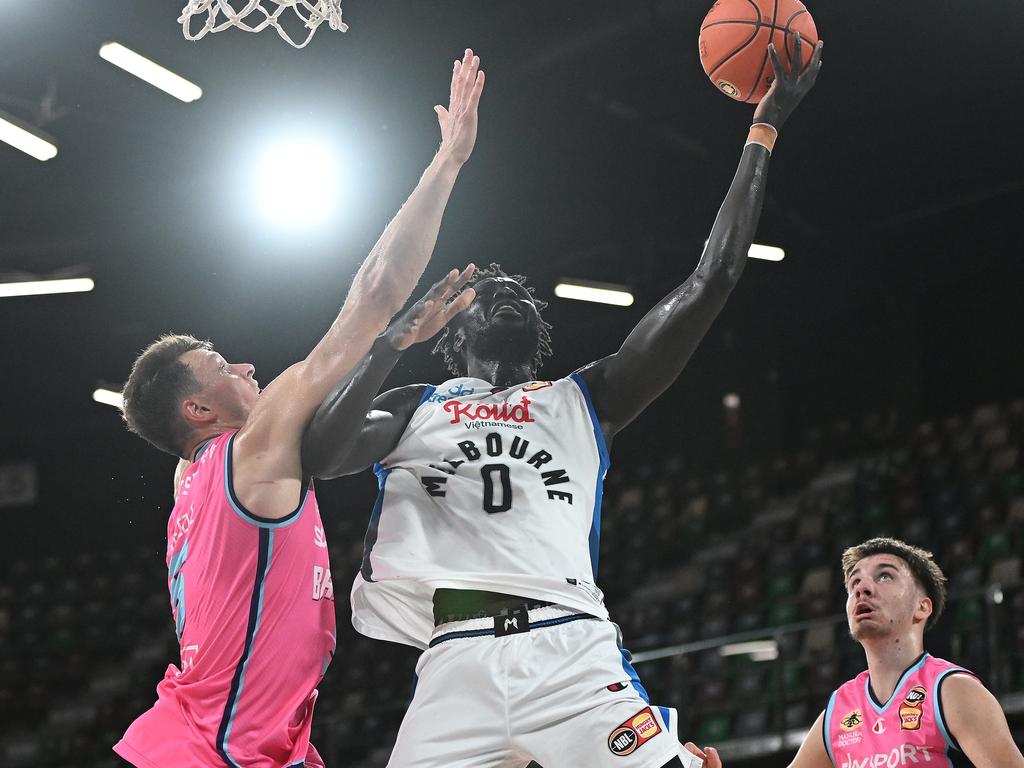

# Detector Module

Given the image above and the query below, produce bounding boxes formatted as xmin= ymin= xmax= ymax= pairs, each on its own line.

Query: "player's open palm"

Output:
xmin=385 ymin=265 xmax=477 ymax=351
xmin=436 ymin=48 xmax=485 ymax=165
xmin=753 ymin=33 xmax=823 ymax=130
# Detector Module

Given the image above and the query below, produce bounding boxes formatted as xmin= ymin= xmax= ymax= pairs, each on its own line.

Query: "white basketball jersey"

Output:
xmin=351 ymin=373 xmax=611 ymax=648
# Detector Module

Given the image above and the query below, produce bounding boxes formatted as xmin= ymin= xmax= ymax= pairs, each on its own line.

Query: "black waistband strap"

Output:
xmin=432 ymin=588 xmax=553 ymax=626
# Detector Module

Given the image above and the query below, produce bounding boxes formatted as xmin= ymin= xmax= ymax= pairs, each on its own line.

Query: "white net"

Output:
xmin=179 ymin=0 xmax=347 ymax=49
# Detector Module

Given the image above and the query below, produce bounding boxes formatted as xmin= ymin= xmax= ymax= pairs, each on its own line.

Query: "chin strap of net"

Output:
xmin=180 ymin=0 xmax=347 ymax=49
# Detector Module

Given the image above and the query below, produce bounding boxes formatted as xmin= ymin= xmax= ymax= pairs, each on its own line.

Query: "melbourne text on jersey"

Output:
xmin=420 ymin=430 xmax=574 ymax=508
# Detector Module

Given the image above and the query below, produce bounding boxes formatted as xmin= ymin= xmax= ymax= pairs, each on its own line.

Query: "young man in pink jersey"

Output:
xmin=786 ymin=537 xmax=1023 ymax=768
xmin=112 ymin=50 xmax=486 ymax=768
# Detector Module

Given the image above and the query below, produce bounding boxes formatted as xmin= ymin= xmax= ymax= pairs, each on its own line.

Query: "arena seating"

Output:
xmin=1 ymin=401 xmax=1021 ymax=766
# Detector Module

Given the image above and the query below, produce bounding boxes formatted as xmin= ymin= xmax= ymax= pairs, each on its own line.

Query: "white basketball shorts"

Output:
xmin=383 ymin=606 xmax=700 ymax=768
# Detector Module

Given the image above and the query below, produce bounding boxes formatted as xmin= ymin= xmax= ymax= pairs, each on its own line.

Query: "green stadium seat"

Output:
xmin=696 ymin=716 xmax=731 ymax=744
xmin=767 ymin=574 xmax=797 ymax=601
xmin=954 ymin=598 xmax=984 ymax=633
xmin=978 ymin=529 xmax=1013 ymax=563
xmin=769 ymin=603 xmax=799 ymax=626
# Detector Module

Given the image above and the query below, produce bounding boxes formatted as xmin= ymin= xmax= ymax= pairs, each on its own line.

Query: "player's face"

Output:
xmin=468 ymin=277 xmax=540 ymax=328
xmin=182 ymin=349 xmax=260 ymax=424
xmin=845 ymin=555 xmax=925 ymax=642
xmin=458 ymin=276 xmax=542 ymax=362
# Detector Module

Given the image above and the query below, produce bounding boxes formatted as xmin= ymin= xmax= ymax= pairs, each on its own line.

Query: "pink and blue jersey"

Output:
xmin=824 ymin=653 xmax=976 ymax=768
xmin=115 ymin=430 xmax=336 ymax=768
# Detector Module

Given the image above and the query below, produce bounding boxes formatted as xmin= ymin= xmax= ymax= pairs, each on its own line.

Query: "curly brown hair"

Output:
xmin=841 ymin=537 xmax=948 ymax=631
xmin=431 ymin=263 xmax=553 ymax=376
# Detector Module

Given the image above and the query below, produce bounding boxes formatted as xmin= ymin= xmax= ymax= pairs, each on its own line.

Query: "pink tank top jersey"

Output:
xmin=115 ymin=431 xmax=336 ymax=768
xmin=824 ymin=653 xmax=976 ymax=768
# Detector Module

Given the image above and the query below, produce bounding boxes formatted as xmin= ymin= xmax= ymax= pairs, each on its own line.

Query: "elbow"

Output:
xmin=702 ymin=259 xmax=742 ymax=296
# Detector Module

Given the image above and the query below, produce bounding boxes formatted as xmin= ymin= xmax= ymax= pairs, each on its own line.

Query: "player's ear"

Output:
xmin=181 ymin=396 xmax=216 ymax=427
xmin=913 ymin=595 xmax=932 ymax=627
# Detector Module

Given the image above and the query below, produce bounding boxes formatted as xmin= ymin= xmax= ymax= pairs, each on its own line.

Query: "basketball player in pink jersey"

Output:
xmin=785 ymin=538 xmax=1023 ymax=768
xmin=112 ymin=49 xmax=486 ymax=768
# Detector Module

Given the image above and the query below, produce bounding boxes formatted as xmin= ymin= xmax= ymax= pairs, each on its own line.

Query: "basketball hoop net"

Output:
xmin=179 ymin=0 xmax=347 ymax=49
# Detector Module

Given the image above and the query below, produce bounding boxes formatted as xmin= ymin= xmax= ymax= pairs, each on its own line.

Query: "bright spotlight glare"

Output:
xmin=258 ymin=140 xmax=340 ymax=227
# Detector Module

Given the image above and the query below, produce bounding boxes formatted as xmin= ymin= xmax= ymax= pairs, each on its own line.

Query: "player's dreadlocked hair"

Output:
xmin=432 ymin=263 xmax=554 ymax=376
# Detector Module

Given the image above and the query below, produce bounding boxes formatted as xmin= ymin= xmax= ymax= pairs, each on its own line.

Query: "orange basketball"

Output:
xmin=698 ymin=0 xmax=819 ymax=103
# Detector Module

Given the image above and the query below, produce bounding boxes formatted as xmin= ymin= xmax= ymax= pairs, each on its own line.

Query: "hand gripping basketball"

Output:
xmin=752 ymin=33 xmax=823 ymax=130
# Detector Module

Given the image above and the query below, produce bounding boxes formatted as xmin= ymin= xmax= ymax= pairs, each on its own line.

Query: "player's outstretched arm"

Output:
xmin=232 ymin=51 xmax=486 ymax=519
xmin=941 ymin=673 xmax=1024 ymax=768
xmin=783 ymin=711 xmax=833 ymax=768
xmin=578 ymin=37 xmax=822 ymax=439
xmin=301 ymin=267 xmax=478 ymax=479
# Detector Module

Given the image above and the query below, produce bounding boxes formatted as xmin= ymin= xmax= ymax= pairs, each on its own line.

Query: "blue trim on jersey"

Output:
xmin=865 ymin=652 xmax=928 ymax=714
xmin=418 ymin=385 xmax=437 ymax=405
xmin=192 ymin=439 xmax=213 ymax=462
xmin=409 ymin=673 xmax=419 ymax=704
xmin=658 ymin=706 xmax=671 ymax=733
xmin=428 ymin=626 xmax=500 ymax=647
xmin=529 ymin=613 xmax=595 ymax=630
xmin=934 ymin=668 xmax=969 ymax=755
xmin=169 ymin=542 xmax=189 ymax=642
xmin=223 ymin=433 xmax=306 ymax=529
xmin=360 ymin=465 xmax=392 ymax=582
xmin=618 ymin=644 xmax=650 ymax=703
xmin=217 ymin=527 xmax=275 ymax=768
xmin=569 ymin=372 xmax=610 ymax=579
xmin=823 ymin=690 xmax=838 ymax=768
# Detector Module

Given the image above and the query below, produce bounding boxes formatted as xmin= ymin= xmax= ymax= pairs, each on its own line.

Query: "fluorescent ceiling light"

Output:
xmin=704 ymin=241 xmax=785 ymax=262
xmin=0 ymin=278 xmax=94 ymax=298
xmin=0 ymin=114 xmax=57 ymax=161
xmin=93 ymin=388 xmax=125 ymax=410
xmin=554 ymin=280 xmax=634 ymax=307
xmin=720 ymin=640 xmax=779 ymax=661
xmin=99 ymin=42 xmax=202 ymax=103
xmin=749 ymin=244 xmax=785 ymax=261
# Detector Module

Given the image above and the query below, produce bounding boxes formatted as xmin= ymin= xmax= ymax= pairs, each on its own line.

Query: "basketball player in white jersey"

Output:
xmin=304 ymin=38 xmax=823 ymax=768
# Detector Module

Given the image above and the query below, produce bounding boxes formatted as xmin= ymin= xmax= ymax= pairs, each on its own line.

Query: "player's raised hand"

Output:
xmin=683 ymin=742 xmax=722 ymax=768
xmin=435 ymin=48 xmax=486 ymax=166
xmin=384 ymin=264 xmax=477 ymax=351
xmin=753 ymin=33 xmax=823 ymax=130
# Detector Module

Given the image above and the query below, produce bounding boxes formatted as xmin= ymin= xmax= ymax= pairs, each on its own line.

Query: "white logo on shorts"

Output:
xmin=504 ymin=617 xmax=518 ymax=631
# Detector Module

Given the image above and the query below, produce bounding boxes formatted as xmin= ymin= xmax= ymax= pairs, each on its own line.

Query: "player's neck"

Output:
xmin=465 ymin=357 xmax=534 ymax=388
xmin=861 ymin=634 xmax=925 ymax=704
xmin=181 ymin=424 xmax=235 ymax=461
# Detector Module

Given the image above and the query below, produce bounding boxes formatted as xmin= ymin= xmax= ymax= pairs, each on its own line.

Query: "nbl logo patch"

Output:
xmin=900 ymin=685 xmax=927 ymax=731
xmin=608 ymin=707 xmax=662 ymax=756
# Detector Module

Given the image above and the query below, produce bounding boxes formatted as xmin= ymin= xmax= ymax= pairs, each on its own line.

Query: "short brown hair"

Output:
xmin=122 ymin=334 xmax=211 ymax=457
xmin=841 ymin=537 xmax=948 ymax=631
